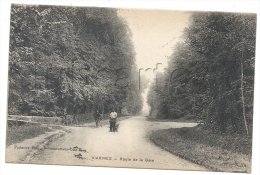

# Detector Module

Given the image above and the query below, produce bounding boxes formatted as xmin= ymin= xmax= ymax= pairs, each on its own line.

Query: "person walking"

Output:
xmin=94 ymin=110 xmax=101 ymax=127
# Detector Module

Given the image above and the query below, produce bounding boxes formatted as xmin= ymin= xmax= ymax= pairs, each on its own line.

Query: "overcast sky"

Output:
xmin=117 ymin=9 xmax=190 ymax=72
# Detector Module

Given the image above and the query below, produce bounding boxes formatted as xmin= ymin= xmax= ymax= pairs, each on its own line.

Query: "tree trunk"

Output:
xmin=241 ymin=47 xmax=249 ymax=137
xmin=34 ymin=59 xmax=37 ymax=89
xmin=101 ymin=101 xmax=104 ymax=118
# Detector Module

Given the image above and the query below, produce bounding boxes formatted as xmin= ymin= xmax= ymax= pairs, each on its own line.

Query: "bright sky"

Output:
xmin=117 ymin=9 xmax=190 ymax=72
xmin=117 ymin=9 xmax=190 ymax=115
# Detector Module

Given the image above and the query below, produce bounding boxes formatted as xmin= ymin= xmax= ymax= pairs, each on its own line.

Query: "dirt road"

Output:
xmin=7 ymin=116 xmax=207 ymax=171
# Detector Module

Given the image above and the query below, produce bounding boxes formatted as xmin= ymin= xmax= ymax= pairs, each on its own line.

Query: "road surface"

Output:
xmin=6 ymin=116 xmax=207 ymax=171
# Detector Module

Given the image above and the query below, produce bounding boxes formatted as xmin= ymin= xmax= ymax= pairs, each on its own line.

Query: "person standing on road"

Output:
xmin=94 ymin=110 xmax=101 ymax=127
xmin=109 ymin=110 xmax=117 ymax=132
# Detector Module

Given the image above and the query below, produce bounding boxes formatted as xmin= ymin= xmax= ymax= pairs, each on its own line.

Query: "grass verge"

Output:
xmin=150 ymin=126 xmax=252 ymax=173
xmin=6 ymin=124 xmax=53 ymax=146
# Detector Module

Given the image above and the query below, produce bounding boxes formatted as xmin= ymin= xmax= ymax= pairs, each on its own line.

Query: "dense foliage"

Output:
xmin=8 ymin=5 xmax=143 ymax=117
xmin=147 ymin=12 xmax=256 ymax=135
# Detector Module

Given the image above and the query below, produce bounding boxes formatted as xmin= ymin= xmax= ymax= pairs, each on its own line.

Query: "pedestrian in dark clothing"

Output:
xmin=94 ymin=110 xmax=101 ymax=127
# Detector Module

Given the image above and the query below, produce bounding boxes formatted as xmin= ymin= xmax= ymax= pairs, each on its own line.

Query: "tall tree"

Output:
xmin=8 ymin=5 xmax=143 ymax=117
xmin=147 ymin=12 xmax=256 ymax=135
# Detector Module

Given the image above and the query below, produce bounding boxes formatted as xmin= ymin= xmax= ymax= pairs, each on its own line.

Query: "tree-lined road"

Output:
xmin=25 ymin=116 xmax=207 ymax=171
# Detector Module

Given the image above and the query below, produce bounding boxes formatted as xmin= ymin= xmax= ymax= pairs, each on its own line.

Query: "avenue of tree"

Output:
xmin=147 ymin=12 xmax=256 ymax=136
xmin=8 ymin=5 xmax=143 ymax=117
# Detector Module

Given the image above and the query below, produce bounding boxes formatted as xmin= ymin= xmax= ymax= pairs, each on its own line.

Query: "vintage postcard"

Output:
xmin=3 ymin=2 xmax=258 ymax=174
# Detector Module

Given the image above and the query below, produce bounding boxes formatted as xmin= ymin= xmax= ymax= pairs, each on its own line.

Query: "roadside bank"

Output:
xmin=150 ymin=126 xmax=252 ymax=173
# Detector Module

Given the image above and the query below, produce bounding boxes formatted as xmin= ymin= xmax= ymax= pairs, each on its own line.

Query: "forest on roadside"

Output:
xmin=147 ymin=12 xmax=256 ymax=136
xmin=8 ymin=5 xmax=143 ymax=117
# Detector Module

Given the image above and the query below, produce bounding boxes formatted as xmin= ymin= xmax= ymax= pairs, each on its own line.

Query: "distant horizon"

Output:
xmin=117 ymin=9 xmax=190 ymax=115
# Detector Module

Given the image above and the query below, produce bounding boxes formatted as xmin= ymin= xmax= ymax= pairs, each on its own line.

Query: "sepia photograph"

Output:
xmin=1 ymin=1 xmax=259 ymax=175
